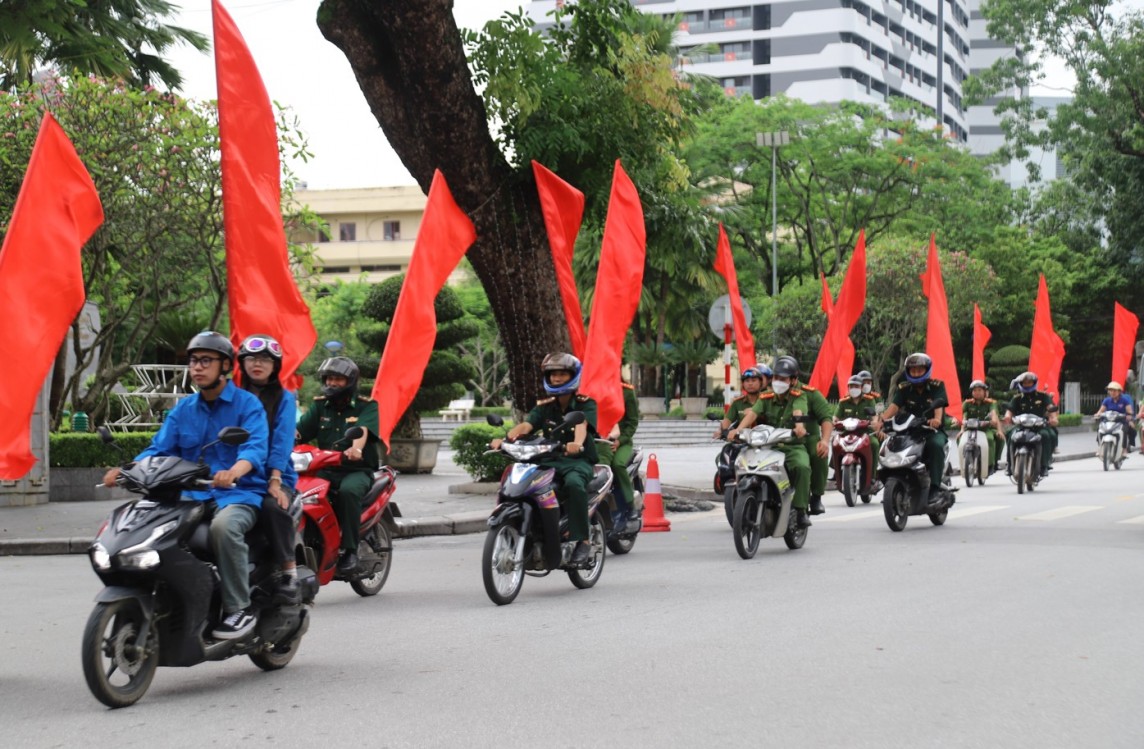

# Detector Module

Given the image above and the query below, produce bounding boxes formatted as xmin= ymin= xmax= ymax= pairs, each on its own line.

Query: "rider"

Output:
xmin=1094 ymin=381 xmax=1136 ymax=450
xmin=238 ymin=334 xmax=300 ymax=605
xmin=834 ymin=373 xmax=882 ymax=488
xmin=857 ymin=370 xmax=881 ymax=400
xmin=492 ymin=353 xmax=599 ymax=566
xmin=295 ymin=356 xmax=380 ymax=574
xmin=788 ymin=357 xmax=833 ymax=515
xmin=597 ymin=375 xmax=640 ymax=536
xmin=713 ymin=365 xmax=772 ymax=491
xmin=1002 ymin=371 xmax=1058 ymax=478
xmin=879 ymin=353 xmax=949 ymax=506
xmin=959 ymin=380 xmax=1003 ymax=475
xmin=729 ymin=356 xmax=814 ymax=528
xmin=102 ymin=331 xmax=270 ymax=640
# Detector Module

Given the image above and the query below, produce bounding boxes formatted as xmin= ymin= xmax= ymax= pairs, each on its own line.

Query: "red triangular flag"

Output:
xmin=1028 ymin=274 xmax=1065 ymax=404
xmin=0 ymin=114 xmax=103 ymax=478
xmin=214 ymin=0 xmax=316 ymax=388
xmin=810 ymin=230 xmax=866 ymax=392
xmin=921 ymin=235 xmax=961 ymax=420
xmin=972 ymin=303 xmax=991 ymax=383
xmin=532 ymin=161 xmax=587 ymax=358
xmin=818 ymin=272 xmax=856 ymax=395
xmin=1112 ymin=302 xmax=1139 ymax=387
xmin=712 ymin=224 xmax=756 ymax=371
xmin=579 ymin=161 xmax=646 ymax=437
xmin=371 ymin=171 xmax=476 ymax=447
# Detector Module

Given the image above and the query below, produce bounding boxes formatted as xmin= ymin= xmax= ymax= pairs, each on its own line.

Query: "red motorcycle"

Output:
xmin=292 ymin=431 xmax=399 ymax=597
xmin=831 ymin=417 xmax=878 ymax=507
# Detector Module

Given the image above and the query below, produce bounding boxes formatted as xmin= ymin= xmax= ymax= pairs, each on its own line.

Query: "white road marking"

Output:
xmin=1115 ymin=515 xmax=1144 ymax=525
xmin=1016 ymin=506 xmax=1102 ymax=522
xmin=818 ymin=510 xmax=883 ymax=523
xmin=948 ymin=505 xmax=1009 ymax=519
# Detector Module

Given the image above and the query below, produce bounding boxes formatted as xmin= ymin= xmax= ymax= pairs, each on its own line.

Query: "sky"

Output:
xmin=166 ymin=0 xmax=523 ymax=190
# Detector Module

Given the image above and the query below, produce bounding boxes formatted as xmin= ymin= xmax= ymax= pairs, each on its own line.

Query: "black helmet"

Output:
xmin=773 ymin=356 xmax=799 ymax=379
xmin=541 ymin=352 xmax=582 ymax=395
xmin=238 ymin=334 xmax=283 ymax=379
xmin=187 ymin=330 xmax=235 ymax=372
xmin=318 ymin=356 xmax=360 ymax=401
xmin=903 ymin=352 xmax=932 ymax=384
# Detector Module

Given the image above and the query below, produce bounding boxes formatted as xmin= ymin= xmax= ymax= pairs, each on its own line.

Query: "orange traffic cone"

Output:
xmin=641 ymin=453 xmax=671 ymax=532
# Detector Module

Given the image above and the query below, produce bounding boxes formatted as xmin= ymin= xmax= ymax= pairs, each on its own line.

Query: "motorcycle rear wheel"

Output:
xmin=82 ymin=599 xmax=158 ymax=709
xmin=568 ymin=515 xmax=606 ymax=589
xmin=723 ymin=486 xmax=736 ymax=527
xmin=606 ymin=515 xmax=638 ymax=555
xmin=250 ymin=634 xmax=303 ymax=671
xmin=732 ymin=489 xmax=762 ymax=559
xmin=482 ymin=523 xmax=525 ymax=605
xmin=350 ymin=523 xmax=392 ymax=597
xmin=784 ymin=496 xmax=807 ymax=550
xmin=882 ymin=477 xmax=909 ymax=532
xmin=928 ymin=507 xmax=948 ymax=526
xmin=841 ymin=464 xmax=858 ymax=507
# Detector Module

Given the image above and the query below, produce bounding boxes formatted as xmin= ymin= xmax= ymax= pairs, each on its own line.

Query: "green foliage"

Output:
xmin=449 ymin=423 xmax=512 ymax=482
xmin=989 ymin=345 xmax=1030 ymax=391
xmin=50 ymin=432 xmax=157 ymax=468
xmin=663 ymin=406 xmax=686 ymax=420
xmin=454 ymin=274 xmax=511 ymax=407
xmin=1057 ymin=413 xmax=1083 ymax=427
xmin=705 ymin=406 xmax=726 ymax=420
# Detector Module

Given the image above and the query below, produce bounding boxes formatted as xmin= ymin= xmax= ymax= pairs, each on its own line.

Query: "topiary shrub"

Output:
xmin=449 ymin=422 xmax=512 ymax=482
xmin=50 ymin=432 xmax=158 ymax=467
xmin=989 ymin=344 xmax=1030 ymax=392
xmin=705 ymin=407 xmax=726 ymax=420
xmin=663 ymin=406 xmax=686 ymax=420
xmin=358 ymin=274 xmax=479 ymax=439
xmin=1057 ymin=413 xmax=1082 ymax=427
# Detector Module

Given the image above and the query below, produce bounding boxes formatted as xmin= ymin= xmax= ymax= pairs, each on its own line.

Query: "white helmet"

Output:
xmin=1107 ymin=381 xmax=1123 ymax=392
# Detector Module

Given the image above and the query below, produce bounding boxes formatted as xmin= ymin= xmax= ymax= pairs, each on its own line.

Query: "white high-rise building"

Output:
xmin=528 ymin=0 xmax=973 ymax=141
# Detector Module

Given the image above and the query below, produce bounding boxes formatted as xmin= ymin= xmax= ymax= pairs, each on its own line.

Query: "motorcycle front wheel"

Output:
xmin=482 ymin=523 xmax=525 ymax=605
xmin=1014 ymin=453 xmax=1027 ymax=494
xmin=962 ymin=447 xmax=975 ymax=488
xmin=82 ymin=599 xmax=159 ymax=709
xmin=841 ymin=464 xmax=858 ymax=507
xmin=350 ymin=523 xmax=393 ymax=597
xmin=1102 ymin=442 xmax=1112 ymax=472
xmin=723 ymin=486 xmax=736 ymax=527
xmin=568 ymin=514 xmax=606 ymax=589
xmin=882 ymin=477 xmax=909 ymax=532
xmin=732 ymin=489 xmax=762 ymax=559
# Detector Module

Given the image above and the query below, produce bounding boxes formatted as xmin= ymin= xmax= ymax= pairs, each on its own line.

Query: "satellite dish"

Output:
xmin=708 ymin=294 xmax=753 ymax=338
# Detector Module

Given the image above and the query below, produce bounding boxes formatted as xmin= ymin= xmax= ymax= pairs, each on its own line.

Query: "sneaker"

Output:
xmin=273 ymin=575 xmax=300 ymax=606
xmin=212 ymin=608 xmax=257 ymax=640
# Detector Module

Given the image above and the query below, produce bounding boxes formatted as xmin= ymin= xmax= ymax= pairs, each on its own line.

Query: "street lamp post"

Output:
xmin=756 ymin=130 xmax=789 ymax=353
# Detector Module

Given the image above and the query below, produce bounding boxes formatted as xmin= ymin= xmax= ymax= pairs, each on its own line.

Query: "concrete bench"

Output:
xmin=440 ymin=398 xmax=475 ymax=421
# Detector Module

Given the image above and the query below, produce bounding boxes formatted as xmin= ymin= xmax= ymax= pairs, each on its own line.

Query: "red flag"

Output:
xmin=921 ymin=235 xmax=962 ymax=420
xmin=1028 ymin=273 xmax=1065 ymax=404
xmin=818 ymin=272 xmax=856 ymax=394
xmin=371 ymin=171 xmax=475 ymax=447
xmin=214 ymin=0 xmax=316 ymax=389
xmin=532 ymin=161 xmax=587 ymax=358
xmin=972 ymin=303 xmax=991 ymax=383
xmin=713 ymin=224 xmax=756 ymax=371
xmin=0 ymin=114 xmax=103 ymax=478
xmin=579 ymin=161 xmax=646 ymax=436
xmin=1112 ymin=302 xmax=1139 ymax=387
xmin=809 ymin=230 xmax=866 ymax=392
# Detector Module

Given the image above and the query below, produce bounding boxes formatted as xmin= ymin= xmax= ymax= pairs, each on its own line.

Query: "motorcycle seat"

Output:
xmin=587 ymin=466 xmax=612 ymax=495
xmin=360 ymin=473 xmax=394 ymax=507
xmin=187 ymin=517 xmax=272 ymax=563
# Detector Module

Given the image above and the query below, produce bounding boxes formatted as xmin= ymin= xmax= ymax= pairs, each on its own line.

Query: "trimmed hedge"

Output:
xmin=1057 ymin=413 xmax=1082 ymax=427
xmin=449 ymin=422 xmax=512 ymax=482
xmin=50 ymin=432 xmax=157 ymax=468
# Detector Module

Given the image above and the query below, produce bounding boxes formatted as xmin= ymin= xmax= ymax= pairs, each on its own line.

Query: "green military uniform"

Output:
xmin=525 ymin=393 xmax=598 ymax=542
xmin=890 ymin=379 xmax=949 ymax=492
xmin=595 ymin=384 xmax=639 ymax=514
xmin=1005 ymin=390 xmax=1057 ymax=472
xmin=961 ymin=398 xmax=1002 ymax=470
xmin=797 ymin=383 xmax=833 ymax=500
xmin=834 ymin=395 xmax=880 ymax=473
xmin=296 ymin=394 xmax=380 ymax=553
xmin=749 ymin=389 xmax=811 ymax=511
xmin=726 ymin=393 xmax=761 ymax=426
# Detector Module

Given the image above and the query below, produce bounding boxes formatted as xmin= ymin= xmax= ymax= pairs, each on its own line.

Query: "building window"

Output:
xmin=383 ymin=220 xmax=401 ymax=241
xmin=316 ymin=226 xmax=330 ymax=244
xmin=361 ymin=264 xmax=403 ymax=272
xmin=339 ymin=222 xmax=356 ymax=241
xmin=321 ymin=266 xmax=351 ymax=274
xmin=711 ymin=6 xmax=749 ymax=28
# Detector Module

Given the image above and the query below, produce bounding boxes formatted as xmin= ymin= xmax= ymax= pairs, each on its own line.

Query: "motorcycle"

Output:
xmin=1008 ymin=413 xmax=1046 ymax=494
xmin=878 ymin=412 xmax=956 ymax=531
xmin=957 ymin=418 xmax=993 ymax=487
xmin=1096 ymin=411 xmax=1131 ymax=471
xmin=481 ymin=412 xmax=613 ymax=605
xmin=728 ymin=424 xmax=807 ymax=559
xmin=606 ymin=444 xmax=645 ymax=555
xmin=708 ymin=413 xmax=740 ymax=527
xmin=292 ymin=427 xmax=400 ymax=597
xmin=831 ymin=416 xmax=877 ymax=507
xmin=84 ymin=427 xmax=315 ymax=708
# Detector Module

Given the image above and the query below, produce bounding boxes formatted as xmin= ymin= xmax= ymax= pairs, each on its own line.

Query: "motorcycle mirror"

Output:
xmin=217 ymin=427 xmax=250 ymax=446
xmin=486 ymin=414 xmax=505 ymax=427
xmin=706 ymin=412 xmax=722 ymax=421
xmin=562 ymin=410 xmax=586 ymax=426
xmin=864 ymin=408 xmax=876 ymax=417
xmin=97 ymin=425 xmax=115 ymax=444
xmin=343 ymin=426 xmax=365 ymax=441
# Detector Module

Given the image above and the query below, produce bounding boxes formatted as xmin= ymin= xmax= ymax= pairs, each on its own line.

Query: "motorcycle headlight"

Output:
xmin=118 ymin=549 xmax=160 ymax=569
xmin=291 ymin=452 xmax=313 ymax=473
xmin=881 ymin=452 xmax=907 ymax=468
xmin=90 ymin=542 xmax=111 ymax=571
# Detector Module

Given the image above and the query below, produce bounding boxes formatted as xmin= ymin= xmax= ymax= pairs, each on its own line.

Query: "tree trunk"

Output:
xmin=317 ymin=0 xmax=567 ymax=410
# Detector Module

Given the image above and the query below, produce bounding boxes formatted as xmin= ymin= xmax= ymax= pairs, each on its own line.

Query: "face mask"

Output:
xmin=861 ymin=383 xmax=872 ymax=394
xmin=848 ymin=387 xmax=862 ymax=398
xmin=772 ymin=380 xmax=790 ymax=395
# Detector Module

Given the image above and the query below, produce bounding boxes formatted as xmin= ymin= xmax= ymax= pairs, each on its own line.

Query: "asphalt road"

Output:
xmin=2 ymin=457 xmax=1143 ymax=748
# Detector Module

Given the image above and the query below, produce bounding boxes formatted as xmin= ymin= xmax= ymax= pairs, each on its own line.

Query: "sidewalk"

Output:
xmin=0 ymin=427 xmax=1105 ymax=556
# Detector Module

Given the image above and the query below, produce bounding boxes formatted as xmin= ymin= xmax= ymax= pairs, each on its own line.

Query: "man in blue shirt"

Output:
xmin=103 ymin=331 xmax=269 ymax=640
xmin=1095 ymin=381 xmax=1136 ymax=450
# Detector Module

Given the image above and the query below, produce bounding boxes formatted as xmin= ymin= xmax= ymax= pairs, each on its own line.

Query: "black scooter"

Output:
xmin=83 ymin=427 xmax=317 ymax=708
xmin=877 ymin=411 xmax=957 ymax=531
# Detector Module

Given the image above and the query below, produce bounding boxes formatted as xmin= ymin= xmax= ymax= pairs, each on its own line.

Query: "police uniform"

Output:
xmin=1005 ymin=390 xmax=1057 ymax=472
xmin=797 ymin=383 xmax=834 ymax=503
xmin=834 ymin=395 xmax=881 ymax=473
xmin=726 ymin=393 xmax=760 ymax=425
xmin=596 ymin=384 xmax=639 ymax=514
xmin=296 ymin=394 xmax=380 ymax=553
xmin=525 ymin=393 xmax=599 ymax=542
xmin=961 ymin=397 xmax=1002 ymax=470
xmin=890 ymin=378 xmax=949 ymax=493
xmin=748 ymin=389 xmax=811 ymax=511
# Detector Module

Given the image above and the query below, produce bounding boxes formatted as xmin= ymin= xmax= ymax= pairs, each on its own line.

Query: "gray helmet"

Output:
xmin=857 ymin=370 xmax=873 ymax=382
xmin=773 ymin=356 xmax=799 ymax=379
xmin=847 ymin=375 xmax=864 ymax=388
xmin=187 ymin=331 xmax=235 ymax=372
xmin=970 ymin=379 xmax=988 ymax=391
xmin=318 ymin=356 xmax=359 ymax=401
xmin=541 ymin=352 xmax=582 ymax=395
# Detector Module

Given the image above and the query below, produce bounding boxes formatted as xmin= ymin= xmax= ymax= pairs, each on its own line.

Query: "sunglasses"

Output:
xmin=244 ymin=337 xmax=282 ymax=356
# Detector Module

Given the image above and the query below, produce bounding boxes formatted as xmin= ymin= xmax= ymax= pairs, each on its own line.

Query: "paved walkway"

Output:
xmin=0 ymin=427 xmax=1107 ymax=555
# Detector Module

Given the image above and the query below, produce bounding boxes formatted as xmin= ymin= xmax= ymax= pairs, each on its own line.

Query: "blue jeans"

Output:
xmin=209 ymin=504 xmax=258 ymax=613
